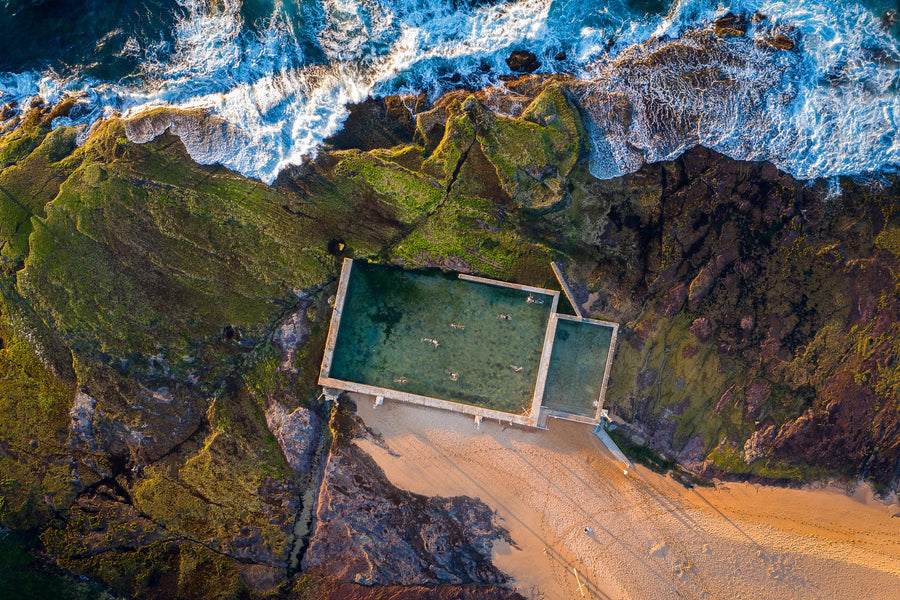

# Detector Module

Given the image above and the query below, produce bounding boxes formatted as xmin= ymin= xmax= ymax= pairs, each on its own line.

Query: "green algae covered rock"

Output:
xmin=0 ymin=106 xmax=333 ymax=598
xmin=475 ymin=86 xmax=586 ymax=213
xmin=420 ymin=97 xmax=476 ymax=185
xmin=333 ymin=151 xmax=444 ymax=222
xmin=0 ymin=89 xmax=578 ymax=597
xmin=0 ymin=306 xmax=81 ymax=530
xmin=1 ymin=75 xmax=898 ymax=600
xmin=17 ymin=119 xmax=331 ymax=359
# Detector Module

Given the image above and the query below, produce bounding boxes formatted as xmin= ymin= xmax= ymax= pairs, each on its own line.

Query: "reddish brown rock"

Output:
xmin=713 ymin=13 xmax=747 ymax=37
xmin=293 ymin=577 xmax=525 ymax=600
xmin=688 ymin=242 xmax=739 ymax=306
xmin=303 ymin=408 xmax=511 ymax=587
xmin=661 ymin=283 xmax=688 ymax=317
xmin=690 ymin=317 xmax=713 ymax=342
xmin=714 ymin=386 xmax=735 ymax=414
xmin=757 ymin=26 xmax=799 ymax=51
xmin=744 ymin=379 xmax=771 ymax=419
xmin=681 ymin=345 xmax=699 ymax=360
xmin=768 ymin=372 xmax=887 ymax=472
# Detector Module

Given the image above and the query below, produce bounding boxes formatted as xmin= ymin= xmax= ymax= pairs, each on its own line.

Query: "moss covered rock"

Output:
xmin=1 ymin=71 xmax=898 ymax=600
xmin=547 ymin=146 xmax=900 ymax=490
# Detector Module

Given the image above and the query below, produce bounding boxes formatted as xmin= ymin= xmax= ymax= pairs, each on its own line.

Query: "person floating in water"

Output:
xmin=526 ymin=294 xmax=544 ymax=304
xmin=394 ymin=377 xmax=407 ymax=384
xmin=421 ymin=337 xmax=439 ymax=347
xmin=510 ymin=365 xmax=523 ymax=372
xmin=448 ymin=371 xmax=458 ymax=381
xmin=498 ymin=313 xmax=511 ymax=320
xmin=449 ymin=323 xmax=465 ymax=330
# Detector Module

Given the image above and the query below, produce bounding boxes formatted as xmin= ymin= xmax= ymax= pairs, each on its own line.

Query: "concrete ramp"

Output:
xmin=593 ymin=425 xmax=633 ymax=467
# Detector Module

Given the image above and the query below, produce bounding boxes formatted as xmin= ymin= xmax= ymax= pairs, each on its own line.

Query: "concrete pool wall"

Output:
xmin=319 ymin=258 xmax=618 ymax=428
xmin=539 ymin=313 xmax=619 ymax=424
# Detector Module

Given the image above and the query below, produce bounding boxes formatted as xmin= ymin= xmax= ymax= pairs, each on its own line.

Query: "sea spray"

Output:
xmin=0 ymin=0 xmax=898 ymax=182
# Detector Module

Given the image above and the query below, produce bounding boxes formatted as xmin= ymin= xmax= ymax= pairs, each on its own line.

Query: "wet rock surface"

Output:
xmin=506 ymin=50 xmax=541 ymax=73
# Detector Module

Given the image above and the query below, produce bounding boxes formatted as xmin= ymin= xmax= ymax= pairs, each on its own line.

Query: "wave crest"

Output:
xmin=1 ymin=0 xmax=899 ymax=182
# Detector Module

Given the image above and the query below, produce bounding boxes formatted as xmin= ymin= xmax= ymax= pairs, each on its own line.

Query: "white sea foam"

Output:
xmin=0 ymin=0 xmax=897 ymax=183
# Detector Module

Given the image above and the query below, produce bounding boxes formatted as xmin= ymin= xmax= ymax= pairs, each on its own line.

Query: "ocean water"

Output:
xmin=1 ymin=0 xmax=898 ymax=183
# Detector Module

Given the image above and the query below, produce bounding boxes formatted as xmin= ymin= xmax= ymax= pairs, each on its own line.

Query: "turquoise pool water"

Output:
xmin=542 ymin=318 xmax=614 ymax=418
xmin=328 ymin=262 xmax=555 ymax=415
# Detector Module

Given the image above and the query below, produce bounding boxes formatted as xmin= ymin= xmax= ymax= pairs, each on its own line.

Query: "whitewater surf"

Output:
xmin=1 ymin=0 xmax=898 ymax=183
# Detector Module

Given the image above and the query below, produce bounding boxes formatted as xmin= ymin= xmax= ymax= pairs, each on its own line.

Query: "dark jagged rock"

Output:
xmin=757 ymin=33 xmax=796 ymax=51
xmin=303 ymin=408 xmax=512 ymax=587
xmin=290 ymin=574 xmax=524 ymax=600
xmin=73 ymin=360 xmax=206 ymax=466
xmin=324 ymin=95 xmax=421 ymax=152
xmin=757 ymin=25 xmax=799 ymax=52
xmin=291 ymin=576 xmax=525 ymax=599
xmin=505 ymin=50 xmax=541 ymax=73
xmin=713 ymin=12 xmax=747 ymax=38
xmin=548 ymin=145 xmax=900 ymax=491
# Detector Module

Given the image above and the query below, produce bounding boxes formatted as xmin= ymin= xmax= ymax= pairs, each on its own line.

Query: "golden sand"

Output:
xmin=351 ymin=394 xmax=900 ymax=600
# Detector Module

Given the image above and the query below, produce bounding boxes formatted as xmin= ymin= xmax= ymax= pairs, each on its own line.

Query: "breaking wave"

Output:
xmin=0 ymin=0 xmax=898 ymax=183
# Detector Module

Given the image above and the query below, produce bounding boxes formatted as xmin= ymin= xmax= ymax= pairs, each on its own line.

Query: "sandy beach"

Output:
xmin=350 ymin=394 xmax=900 ymax=600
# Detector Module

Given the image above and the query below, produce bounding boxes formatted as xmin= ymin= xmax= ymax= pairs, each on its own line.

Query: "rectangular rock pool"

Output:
xmin=325 ymin=260 xmax=557 ymax=416
xmin=320 ymin=259 xmax=618 ymax=427
xmin=540 ymin=315 xmax=616 ymax=419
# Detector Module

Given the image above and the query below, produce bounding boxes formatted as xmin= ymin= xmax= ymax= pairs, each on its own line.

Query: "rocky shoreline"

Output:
xmin=0 ymin=42 xmax=897 ymax=597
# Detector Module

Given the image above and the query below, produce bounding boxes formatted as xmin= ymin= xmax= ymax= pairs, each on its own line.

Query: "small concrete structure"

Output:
xmin=550 ymin=261 xmax=584 ymax=318
xmin=458 ymin=272 xmax=561 ymax=314
xmin=319 ymin=259 xmax=619 ymax=428
xmin=540 ymin=313 xmax=619 ymax=422
xmin=593 ymin=425 xmax=633 ymax=468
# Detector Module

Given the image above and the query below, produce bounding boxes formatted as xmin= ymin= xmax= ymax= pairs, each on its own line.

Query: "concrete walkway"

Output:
xmin=551 ymin=261 xmax=584 ymax=318
xmin=593 ymin=425 xmax=633 ymax=468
